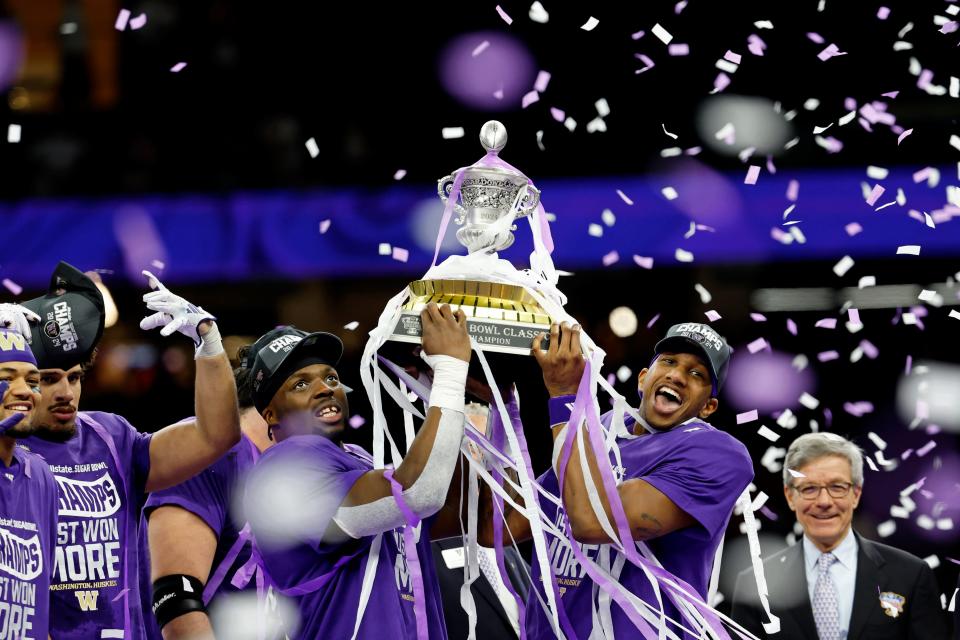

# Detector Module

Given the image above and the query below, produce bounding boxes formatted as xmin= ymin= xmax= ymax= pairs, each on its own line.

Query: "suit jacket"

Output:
xmin=730 ymin=532 xmax=949 ymax=639
xmin=431 ymin=537 xmax=530 ymax=640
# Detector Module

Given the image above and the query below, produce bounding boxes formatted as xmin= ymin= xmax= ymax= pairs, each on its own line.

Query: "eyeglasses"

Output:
xmin=792 ymin=482 xmax=854 ymax=500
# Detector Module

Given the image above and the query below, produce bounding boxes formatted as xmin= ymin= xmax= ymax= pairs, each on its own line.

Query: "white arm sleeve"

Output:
xmin=332 ymin=407 xmax=465 ymax=539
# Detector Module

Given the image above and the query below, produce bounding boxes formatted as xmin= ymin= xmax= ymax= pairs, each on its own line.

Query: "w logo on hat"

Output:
xmin=0 ymin=331 xmax=26 ymax=352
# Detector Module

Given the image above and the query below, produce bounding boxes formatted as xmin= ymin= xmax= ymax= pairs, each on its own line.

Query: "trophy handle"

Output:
xmin=517 ymin=183 xmax=541 ymax=217
xmin=437 ymin=175 xmax=468 ymax=223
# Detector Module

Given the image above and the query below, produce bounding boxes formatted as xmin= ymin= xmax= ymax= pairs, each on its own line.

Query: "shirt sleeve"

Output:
xmin=638 ymin=429 xmax=754 ymax=537
xmin=144 ymin=455 xmax=229 ymax=536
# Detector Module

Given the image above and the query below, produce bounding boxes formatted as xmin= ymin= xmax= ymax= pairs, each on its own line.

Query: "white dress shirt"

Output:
xmin=804 ymin=529 xmax=858 ymax=639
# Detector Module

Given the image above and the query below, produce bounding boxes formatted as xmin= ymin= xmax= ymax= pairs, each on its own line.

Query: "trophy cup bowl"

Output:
xmin=388 ymin=120 xmax=556 ymax=355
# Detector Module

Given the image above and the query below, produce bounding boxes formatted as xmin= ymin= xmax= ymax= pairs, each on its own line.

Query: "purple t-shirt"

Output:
xmin=246 ymin=435 xmax=447 ymax=640
xmin=525 ymin=417 xmax=753 ymax=640
xmin=22 ymin=411 xmax=153 ymax=640
xmin=0 ymin=446 xmax=58 ymax=640
xmin=141 ymin=433 xmax=260 ymax=639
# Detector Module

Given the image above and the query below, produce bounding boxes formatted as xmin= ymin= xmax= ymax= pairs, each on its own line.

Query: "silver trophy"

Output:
xmin=389 ymin=121 xmax=555 ymax=355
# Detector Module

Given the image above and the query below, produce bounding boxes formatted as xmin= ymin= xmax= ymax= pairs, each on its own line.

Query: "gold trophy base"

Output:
xmin=389 ymin=279 xmax=553 ymax=355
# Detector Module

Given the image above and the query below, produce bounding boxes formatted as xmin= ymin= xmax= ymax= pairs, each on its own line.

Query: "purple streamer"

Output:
xmin=383 ymin=468 xmax=430 ymax=640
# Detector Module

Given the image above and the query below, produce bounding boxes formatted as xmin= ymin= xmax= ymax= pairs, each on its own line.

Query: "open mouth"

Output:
xmin=810 ymin=513 xmax=839 ymax=521
xmin=314 ymin=404 xmax=343 ymax=425
xmin=653 ymin=385 xmax=683 ymax=413
xmin=4 ymin=403 xmax=32 ymax=412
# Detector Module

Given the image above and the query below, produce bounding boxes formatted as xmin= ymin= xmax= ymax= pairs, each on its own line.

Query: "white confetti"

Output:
xmin=441 ymin=127 xmax=465 ymax=139
xmin=495 ymin=5 xmax=513 ymax=24
xmin=868 ymin=432 xmax=887 ymax=451
xmin=601 ymin=209 xmax=616 ymax=226
xmin=694 ymin=283 xmax=712 ymax=303
xmin=757 ymin=425 xmax=780 ymax=442
xmin=651 ymin=23 xmax=673 ymax=44
xmin=581 ymin=16 xmax=600 ymax=31
xmin=536 ymin=130 xmax=545 ymax=151
xmin=833 ymin=255 xmax=855 ymax=277
xmin=787 ymin=468 xmax=806 ymax=479
xmin=563 ymin=117 xmax=577 ymax=132
xmin=705 ymin=310 xmax=721 ymax=322
xmin=866 ymin=165 xmax=889 ymax=180
xmin=877 ymin=520 xmax=897 ymax=538
xmin=343 ymin=321 xmax=359 ymax=331
xmin=896 ymin=245 xmax=921 ymax=255
xmin=633 ymin=255 xmax=654 ymax=269
xmin=615 ymin=190 xmax=633 ymax=206
xmin=305 ymin=137 xmax=319 ymax=158
xmin=777 ymin=409 xmax=797 ymax=429
xmin=588 ymin=223 xmax=604 ymax=237
xmin=744 ymin=165 xmax=761 ymax=185
xmin=378 ymin=243 xmax=391 ymax=255
xmin=392 ymin=247 xmax=409 ymax=262
xmin=754 ymin=20 xmax=774 ymax=29
xmin=616 ymin=366 xmax=633 ymax=383
xmin=586 ymin=117 xmax=607 ymax=133
xmin=661 ymin=186 xmax=679 ymax=200
xmin=318 ymin=219 xmax=331 ymax=234
xmin=7 ymin=124 xmax=21 ymax=143
xmin=595 ymin=98 xmax=610 ymax=117
xmin=950 ymin=309 xmax=960 ymax=321
xmin=799 ymin=392 xmax=820 ymax=410
xmin=924 ymin=555 xmax=939 ymax=569
xmin=529 ymin=1 xmax=549 ymax=23
xmin=858 ymin=275 xmax=876 ymax=289
xmin=393 ymin=169 xmax=407 ymax=180
xmin=661 ymin=123 xmax=678 ymax=140
xmin=674 ymin=248 xmax=694 ymax=263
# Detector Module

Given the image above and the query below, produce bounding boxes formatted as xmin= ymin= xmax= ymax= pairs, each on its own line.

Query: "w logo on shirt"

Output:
xmin=75 ymin=590 xmax=99 ymax=611
xmin=0 ymin=526 xmax=43 ymax=581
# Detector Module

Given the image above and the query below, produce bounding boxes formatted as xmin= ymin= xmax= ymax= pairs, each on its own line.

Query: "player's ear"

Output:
xmin=698 ymin=397 xmax=718 ymax=419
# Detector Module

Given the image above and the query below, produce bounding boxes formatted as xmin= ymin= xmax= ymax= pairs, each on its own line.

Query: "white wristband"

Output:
xmin=194 ymin=322 xmax=225 ymax=359
xmin=421 ymin=352 xmax=468 ymax=414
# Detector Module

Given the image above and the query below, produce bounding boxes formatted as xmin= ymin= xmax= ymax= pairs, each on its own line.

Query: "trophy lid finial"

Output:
xmin=479 ymin=120 xmax=508 ymax=153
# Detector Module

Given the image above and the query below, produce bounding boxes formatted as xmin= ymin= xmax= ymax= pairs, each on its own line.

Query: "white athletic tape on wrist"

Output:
xmin=194 ymin=322 xmax=225 ymax=359
xmin=420 ymin=352 xmax=468 ymax=414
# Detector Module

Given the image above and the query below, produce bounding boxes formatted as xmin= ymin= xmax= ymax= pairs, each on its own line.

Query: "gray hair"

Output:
xmin=782 ymin=433 xmax=864 ymax=487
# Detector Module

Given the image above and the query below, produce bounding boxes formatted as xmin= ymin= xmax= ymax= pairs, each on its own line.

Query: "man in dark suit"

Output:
xmin=432 ymin=536 xmax=530 ymax=639
xmin=731 ymin=433 xmax=949 ymax=639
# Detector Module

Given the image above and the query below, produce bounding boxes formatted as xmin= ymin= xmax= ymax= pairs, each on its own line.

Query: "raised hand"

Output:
xmin=420 ymin=303 xmax=472 ymax=363
xmin=0 ymin=303 xmax=40 ymax=342
xmin=532 ymin=322 xmax=586 ymax=397
xmin=139 ymin=270 xmax=216 ymax=346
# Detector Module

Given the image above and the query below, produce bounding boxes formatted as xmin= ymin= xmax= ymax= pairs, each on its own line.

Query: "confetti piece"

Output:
xmin=750 ymin=491 xmax=769 ymax=511
xmin=858 ymin=275 xmax=876 ymax=288
xmin=877 ymin=521 xmax=896 ymax=537
xmin=7 ymin=124 xmax=21 ymax=144
xmin=441 ymin=127 xmax=465 ymax=139
xmin=787 ymin=468 xmax=806 ymax=479
xmin=495 ymin=5 xmax=513 ymax=24
xmin=757 ymin=425 xmax=780 ymax=442
xmin=391 ymin=247 xmax=409 ymax=263
xmin=815 ymin=135 xmax=843 ymax=153
xmin=705 ymin=310 xmax=721 ymax=322
xmin=950 ymin=134 xmax=960 ymax=152
xmin=865 ymin=184 xmax=885 ymax=206
xmin=896 ymin=245 xmax=920 ymax=255
xmin=521 ymin=90 xmax=540 ymax=108
xmin=905 ymin=355 xmax=912 ymax=375
xmin=600 ymin=209 xmax=617 ymax=227
xmin=694 ymin=283 xmax=712 ymax=304
xmin=866 ymin=166 xmax=889 ymax=180
xmin=675 ymin=248 xmax=694 ymax=263
xmin=807 ymin=32 xmax=825 ymax=44
xmin=585 ymin=117 xmax=607 ymax=133
xmin=305 ymin=138 xmax=319 ymax=158
xmin=815 ymin=318 xmax=837 ymax=329
xmin=661 ymin=123 xmax=678 ymax=140
xmin=535 ymin=130 xmax=545 ymax=151
xmin=667 ymin=43 xmax=689 ymax=56
xmin=115 ymin=8 xmax=130 ymax=30
xmin=918 ymin=289 xmax=937 ymax=303
xmin=493 ymin=88 xmax=504 ymax=100
xmin=471 ymin=41 xmax=490 ymax=57
xmin=549 ymin=107 xmax=565 ymax=122
xmin=581 ymin=16 xmax=599 ymax=31
xmin=868 ymin=432 xmax=887 ymax=450
xmin=661 ymin=186 xmax=678 ymax=200
xmin=594 ymin=98 xmax=611 ymax=118
xmin=616 ymin=189 xmax=633 ymax=205
xmin=818 ymin=350 xmax=839 ymax=362
xmin=897 ymin=128 xmax=913 ymax=145
xmin=747 ymin=337 xmax=769 ymax=354
xmin=633 ymin=255 xmax=654 ymax=269
xmin=747 ymin=34 xmax=766 ymax=56
xmin=534 ymin=70 xmax=551 ymax=93
xmin=634 ymin=54 xmax=655 ymax=74
xmin=393 ymin=169 xmax=406 ymax=180
xmin=917 ymin=440 xmax=937 ymax=456
xmin=744 ymin=165 xmax=761 ymax=185
xmin=747 ymin=313 xmax=766 ymax=323
xmin=924 ymin=555 xmax=939 ymax=569
xmin=950 ymin=310 xmax=960 ymax=321
xmin=833 ymin=255 xmax=854 ymax=277
xmin=646 ymin=313 xmax=661 ymax=329
xmin=529 ymin=2 xmax=549 ymax=23
xmin=818 ymin=43 xmax=846 ymax=61
xmin=602 ymin=251 xmax=619 ymax=266
xmin=951 ymin=77 xmax=959 ymax=98
xmin=2 ymin=279 xmax=22 ymax=295
xmin=319 ymin=219 xmax=331 ymax=234
xmin=588 ymin=223 xmax=603 ymax=237
xmin=786 ymin=318 xmax=798 ymax=335
xmin=844 ymin=401 xmax=873 ymax=416
xmin=616 ymin=366 xmax=633 ymax=383
xmin=737 ymin=410 xmax=759 ymax=424
xmin=631 ymin=30 xmax=645 ymax=40
xmin=349 ymin=415 xmax=365 ymax=429
xmin=848 ymin=308 xmax=861 ymax=325
xmin=651 ymin=23 xmax=673 ymax=44
xmin=150 ymin=260 xmax=165 ymax=270
xmin=799 ymin=392 xmax=820 ymax=409
xmin=712 ymin=73 xmax=731 ymax=93
xmin=378 ymin=243 xmax=391 ymax=255
xmin=754 ymin=20 xmax=774 ymax=29
xmin=129 ymin=13 xmax=147 ymax=30
xmin=170 ymin=62 xmax=187 ymax=73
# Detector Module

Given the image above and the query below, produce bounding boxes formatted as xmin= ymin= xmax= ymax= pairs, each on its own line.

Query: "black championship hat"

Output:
xmin=654 ymin=322 xmax=731 ymax=395
xmin=21 ymin=261 xmax=105 ymax=370
xmin=245 ymin=326 xmax=344 ymax=413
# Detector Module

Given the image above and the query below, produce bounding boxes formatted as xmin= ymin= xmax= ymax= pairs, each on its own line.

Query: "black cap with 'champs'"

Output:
xmin=654 ymin=322 xmax=731 ymax=395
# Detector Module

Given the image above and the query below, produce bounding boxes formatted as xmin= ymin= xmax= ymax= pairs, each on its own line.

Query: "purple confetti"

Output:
xmin=815 ymin=318 xmax=838 ymax=329
xmin=917 ymin=440 xmax=937 ymax=456
xmin=724 ymin=50 xmax=742 ymax=64
xmin=848 ymin=308 xmax=862 ymax=325
xmin=881 ymin=90 xmax=899 ymax=99
xmin=633 ymin=255 xmax=654 ymax=269
xmin=747 ymin=337 xmax=769 ymax=353
xmin=668 ymin=43 xmax=690 ymax=56
xmin=845 ymin=222 xmax=863 ymax=236
xmin=860 ymin=339 xmax=879 ymax=359
xmin=114 ymin=8 xmax=130 ymax=30
xmin=786 ymin=179 xmax=799 ymax=201
xmin=750 ymin=313 xmax=767 ymax=322
xmin=705 ymin=309 xmax=721 ymax=322
xmin=807 ymin=32 xmax=825 ymax=44
xmin=824 ymin=408 xmax=832 ymax=428
xmin=787 ymin=318 xmax=798 ymax=335
xmin=349 ymin=415 xmax=366 ymax=429
xmin=747 ymin=34 xmax=766 ymax=56
xmin=2 ymin=279 xmax=22 ymax=295
xmin=635 ymin=54 xmax=655 ymax=74
xmin=129 ymin=13 xmax=147 ymax=30
xmin=865 ymin=184 xmax=885 ymax=206
xmin=319 ymin=219 xmax=331 ymax=234
xmin=877 ymin=6 xmax=890 ymax=19
xmin=534 ymin=70 xmax=551 ymax=93
xmin=170 ymin=62 xmax=187 ymax=73
xmin=521 ymin=90 xmax=540 ymax=108
xmin=631 ymin=30 xmax=646 ymax=40
xmin=818 ymin=350 xmax=839 ymax=362
xmin=737 ymin=409 xmax=759 ymax=424
xmin=940 ymin=21 xmax=958 ymax=35
xmin=550 ymin=107 xmax=565 ymax=122
xmin=905 ymin=355 xmax=912 ymax=375
xmin=495 ymin=5 xmax=513 ymax=24
xmin=713 ymin=72 xmax=731 ymax=92
xmin=843 ymin=401 xmax=874 ymax=417
xmin=392 ymin=247 xmax=409 ymax=263
xmin=817 ymin=43 xmax=846 ymax=61
xmin=471 ymin=40 xmax=490 ymax=57
xmin=646 ymin=313 xmax=661 ymax=329
xmin=674 ymin=0 xmax=687 ymax=14
xmin=744 ymin=165 xmax=761 ymax=185
xmin=897 ymin=128 xmax=913 ymax=145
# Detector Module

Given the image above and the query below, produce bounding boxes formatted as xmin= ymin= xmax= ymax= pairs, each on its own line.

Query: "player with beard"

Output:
xmin=143 ymin=352 xmax=275 ymax=640
xmin=20 ymin=263 xmax=240 ymax=640
xmin=243 ymin=303 xmax=471 ymax=639
xmin=477 ymin=321 xmax=754 ymax=639
xmin=0 ymin=311 xmax=58 ymax=640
